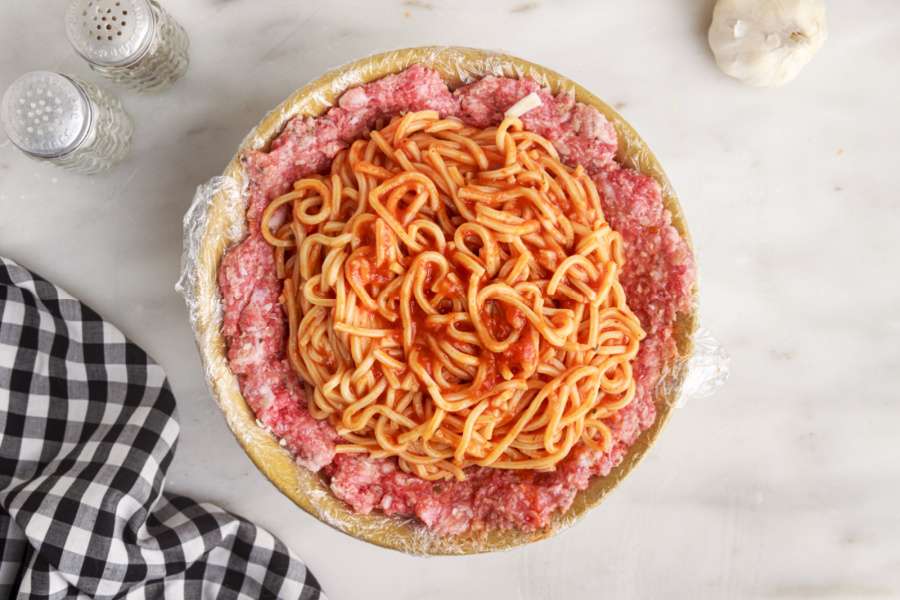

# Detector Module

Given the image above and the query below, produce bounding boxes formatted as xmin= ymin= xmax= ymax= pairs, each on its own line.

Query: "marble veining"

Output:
xmin=1 ymin=1 xmax=898 ymax=599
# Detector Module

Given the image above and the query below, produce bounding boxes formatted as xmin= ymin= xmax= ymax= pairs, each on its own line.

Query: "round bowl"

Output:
xmin=188 ymin=46 xmax=697 ymax=554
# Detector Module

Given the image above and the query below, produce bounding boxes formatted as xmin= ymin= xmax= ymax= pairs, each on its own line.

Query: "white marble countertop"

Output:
xmin=2 ymin=1 xmax=899 ymax=598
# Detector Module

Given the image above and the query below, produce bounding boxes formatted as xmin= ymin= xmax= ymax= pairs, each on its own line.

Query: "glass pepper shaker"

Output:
xmin=1 ymin=71 xmax=133 ymax=175
xmin=65 ymin=0 xmax=189 ymax=93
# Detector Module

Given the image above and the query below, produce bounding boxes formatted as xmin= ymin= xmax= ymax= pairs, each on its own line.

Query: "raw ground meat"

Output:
xmin=456 ymin=75 xmax=618 ymax=173
xmin=217 ymin=65 xmax=695 ymax=534
xmin=218 ymin=234 xmax=336 ymax=470
xmin=240 ymin=65 xmax=458 ymax=229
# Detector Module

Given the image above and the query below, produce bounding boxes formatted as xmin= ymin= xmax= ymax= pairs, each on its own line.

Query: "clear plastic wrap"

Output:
xmin=176 ymin=47 xmax=729 ymax=555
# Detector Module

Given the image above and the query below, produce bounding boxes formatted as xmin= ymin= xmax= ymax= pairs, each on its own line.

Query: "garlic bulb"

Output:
xmin=708 ymin=0 xmax=828 ymax=87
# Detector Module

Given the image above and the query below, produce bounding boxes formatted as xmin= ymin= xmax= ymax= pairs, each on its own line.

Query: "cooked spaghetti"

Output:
xmin=260 ymin=110 xmax=645 ymax=481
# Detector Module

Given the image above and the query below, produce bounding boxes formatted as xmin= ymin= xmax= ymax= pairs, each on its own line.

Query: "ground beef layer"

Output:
xmin=218 ymin=65 xmax=695 ymax=535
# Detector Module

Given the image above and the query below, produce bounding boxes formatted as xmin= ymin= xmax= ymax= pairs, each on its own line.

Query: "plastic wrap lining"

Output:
xmin=176 ymin=46 xmax=729 ymax=555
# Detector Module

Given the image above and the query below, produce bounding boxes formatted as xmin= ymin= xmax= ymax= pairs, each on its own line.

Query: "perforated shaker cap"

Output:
xmin=1 ymin=72 xmax=92 ymax=158
xmin=65 ymin=0 xmax=155 ymax=67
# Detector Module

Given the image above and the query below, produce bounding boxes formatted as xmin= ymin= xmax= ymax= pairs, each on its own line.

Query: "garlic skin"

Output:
xmin=708 ymin=0 xmax=828 ymax=87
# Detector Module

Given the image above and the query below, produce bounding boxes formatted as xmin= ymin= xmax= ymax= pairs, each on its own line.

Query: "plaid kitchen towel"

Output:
xmin=0 ymin=257 xmax=325 ymax=600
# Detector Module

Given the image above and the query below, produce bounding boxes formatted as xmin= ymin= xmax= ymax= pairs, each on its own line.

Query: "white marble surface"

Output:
xmin=2 ymin=1 xmax=899 ymax=598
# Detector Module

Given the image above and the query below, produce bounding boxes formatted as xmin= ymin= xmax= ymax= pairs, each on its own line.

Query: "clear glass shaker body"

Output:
xmin=66 ymin=0 xmax=189 ymax=93
xmin=1 ymin=72 xmax=133 ymax=175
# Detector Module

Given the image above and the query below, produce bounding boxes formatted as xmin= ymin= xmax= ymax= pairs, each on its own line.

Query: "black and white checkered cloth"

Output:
xmin=0 ymin=257 xmax=325 ymax=600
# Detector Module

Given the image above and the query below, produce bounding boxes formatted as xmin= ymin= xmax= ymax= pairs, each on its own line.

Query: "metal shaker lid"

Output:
xmin=65 ymin=0 xmax=155 ymax=67
xmin=1 ymin=71 xmax=92 ymax=158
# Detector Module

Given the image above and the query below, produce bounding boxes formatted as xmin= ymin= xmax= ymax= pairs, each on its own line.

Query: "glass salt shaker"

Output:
xmin=1 ymin=71 xmax=133 ymax=175
xmin=65 ymin=0 xmax=189 ymax=93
